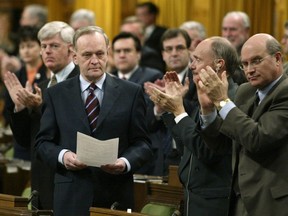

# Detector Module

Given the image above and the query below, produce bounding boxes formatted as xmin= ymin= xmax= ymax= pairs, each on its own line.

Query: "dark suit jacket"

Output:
xmin=202 ymin=74 xmax=288 ymax=216
xmin=141 ymin=46 xmax=165 ymax=72
xmin=8 ymin=65 xmax=79 ymax=210
xmin=144 ymin=25 xmax=167 ymax=56
xmin=112 ymin=66 xmax=164 ymax=175
xmin=162 ymin=77 xmax=237 ymax=216
xmin=35 ymin=73 xmax=152 ymax=216
xmin=4 ymin=63 xmax=48 ymax=161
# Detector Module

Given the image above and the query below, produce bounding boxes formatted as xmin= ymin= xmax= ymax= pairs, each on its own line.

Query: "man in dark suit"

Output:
xmin=35 ymin=26 xmax=152 ymax=216
xmin=146 ymin=37 xmax=238 ymax=216
xmin=145 ymin=28 xmax=197 ymax=175
xmin=4 ymin=21 xmax=79 ymax=210
xmin=111 ymin=31 xmax=163 ymax=175
xmin=135 ymin=2 xmax=167 ymax=56
xmin=196 ymin=34 xmax=288 ymax=216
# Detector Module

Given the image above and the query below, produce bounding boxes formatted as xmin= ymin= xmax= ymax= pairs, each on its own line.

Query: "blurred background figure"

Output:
xmin=135 ymin=1 xmax=167 ymax=57
xmin=4 ymin=25 xmax=48 ymax=161
xmin=221 ymin=11 xmax=250 ymax=85
xmin=179 ymin=21 xmax=206 ymax=55
xmin=1 ymin=4 xmax=47 ymax=85
xmin=69 ymin=8 xmax=96 ymax=31
xmin=281 ymin=20 xmax=288 ymax=74
xmin=19 ymin=4 xmax=47 ymax=28
xmin=120 ymin=16 xmax=165 ymax=72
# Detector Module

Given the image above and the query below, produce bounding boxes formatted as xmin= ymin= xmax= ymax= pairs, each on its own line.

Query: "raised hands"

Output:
xmin=3 ymin=71 xmax=43 ymax=112
xmin=145 ymin=71 xmax=189 ymax=116
xmin=3 ymin=71 xmax=26 ymax=112
xmin=193 ymin=66 xmax=229 ymax=114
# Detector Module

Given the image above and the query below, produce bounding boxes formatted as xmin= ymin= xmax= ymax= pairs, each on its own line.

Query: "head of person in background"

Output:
xmin=20 ymin=4 xmax=47 ymax=28
xmin=222 ymin=11 xmax=250 ymax=55
xmin=120 ymin=16 xmax=145 ymax=45
xmin=38 ymin=21 xmax=75 ymax=74
xmin=69 ymin=8 xmax=96 ymax=31
xmin=18 ymin=26 xmax=44 ymax=82
xmin=161 ymin=28 xmax=191 ymax=74
xmin=179 ymin=21 xmax=206 ymax=59
xmin=112 ymin=32 xmax=141 ymax=76
xmin=135 ymin=2 xmax=159 ymax=28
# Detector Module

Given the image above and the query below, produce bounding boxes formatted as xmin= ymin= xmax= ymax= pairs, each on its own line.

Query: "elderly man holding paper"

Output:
xmin=35 ymin=26 xmax=152 ymax=216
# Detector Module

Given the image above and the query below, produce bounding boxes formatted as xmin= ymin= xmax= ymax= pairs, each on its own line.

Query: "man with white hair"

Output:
xmin=69 ymin=8 xmax=96 ymax=30
xmin=180 ymin=21 xmax=206 ymax=52
xmin=222 ymin=11 xmax=250 ymax=85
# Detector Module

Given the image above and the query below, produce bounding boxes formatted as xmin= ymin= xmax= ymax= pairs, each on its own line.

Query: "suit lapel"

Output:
xmin=96 ymin=74 xmax=120 ymax=128
xmin=65 ymin=76 xmax=91 ymax=132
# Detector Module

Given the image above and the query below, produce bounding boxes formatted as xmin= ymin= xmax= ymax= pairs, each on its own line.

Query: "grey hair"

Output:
xmin=209 ymin=36 xmax=239 ymax=75
xmin=24 ymin=4 xmax=48 ymax=27
xmin=223 ymin=11 xmax=250 ymax=28
xmin=179 ymin=21 xmax=206 ymax=39
xmin=73 ymin=26 xmax=109 ymax=50
xmin=38 ymin=21 xmax=75 ymax=44
xmin=70 ymin=9 xmax=96 ymax=25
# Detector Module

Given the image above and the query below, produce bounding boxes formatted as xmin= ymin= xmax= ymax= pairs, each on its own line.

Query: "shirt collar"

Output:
xmin=117 ymin=65 xmax=139 ymax=80
xmin=51 ymin=61 xmax=75 ymax=82
xmin=257 ymin=74 xmax=283 ymax=102
xmin=80 ymin=73 xmax=106 ymax=93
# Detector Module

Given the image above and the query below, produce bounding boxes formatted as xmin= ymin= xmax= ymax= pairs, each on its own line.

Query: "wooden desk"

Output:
xmin=133 ymin=166 xmax=183 ymax=212
xmin=0 ymin=194 xmax=53 ymax=216
xmin=90 ymin=207 xmax=146 ymax=216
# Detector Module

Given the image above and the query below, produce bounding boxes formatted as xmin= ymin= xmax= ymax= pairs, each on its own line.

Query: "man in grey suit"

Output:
xmin=35 ymin=26 xmax=152 ymax=216
xmin=195 ymin=33 xmax=288 ymax=215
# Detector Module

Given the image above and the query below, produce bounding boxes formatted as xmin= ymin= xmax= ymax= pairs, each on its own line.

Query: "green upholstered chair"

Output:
xmin=140 ymin=202 xmax=178 ymax=216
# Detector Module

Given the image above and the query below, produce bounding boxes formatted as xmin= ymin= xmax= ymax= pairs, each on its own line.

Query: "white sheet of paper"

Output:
xmin=76 ymin=132 xmax=119 ymax=167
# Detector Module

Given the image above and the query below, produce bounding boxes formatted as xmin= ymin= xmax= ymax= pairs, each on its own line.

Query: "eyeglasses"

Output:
xmin=240 ymin=55 xmax=271 ymax=71
xmin=163 ymin=45 xmax=187 ymax=54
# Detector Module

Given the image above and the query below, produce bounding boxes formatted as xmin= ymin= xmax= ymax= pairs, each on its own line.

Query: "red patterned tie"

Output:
xmin=85 ymin=83 xmax=100 ymax=133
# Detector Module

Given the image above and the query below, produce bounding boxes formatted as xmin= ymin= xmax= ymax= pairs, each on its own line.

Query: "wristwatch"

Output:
xmin=217 ymin=98 xmax=231 ymax=111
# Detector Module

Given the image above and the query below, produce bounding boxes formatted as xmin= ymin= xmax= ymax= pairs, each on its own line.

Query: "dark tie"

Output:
xmin=50 ymin=75 xmax=58 ymax=87
xmin=85 ymin=83 xmax=100 ymax=133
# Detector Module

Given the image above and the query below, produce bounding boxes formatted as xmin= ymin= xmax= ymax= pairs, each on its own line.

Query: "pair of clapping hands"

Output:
xmin=3 ymin=71 xmax=42 ymax=112
xmin=144 ymin=71 xmax=189 ymax=116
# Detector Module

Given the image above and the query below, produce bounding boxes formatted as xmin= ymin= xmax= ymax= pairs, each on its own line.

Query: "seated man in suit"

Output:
xmin=35 ymin=26 xmax=153 ymax=216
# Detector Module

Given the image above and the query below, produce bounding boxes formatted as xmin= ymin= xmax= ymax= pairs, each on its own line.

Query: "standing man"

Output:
xmin=145 ymin=28 xmax=196 ymax=175
xmin=146 ymin=36 xmax=238 ymax=216
xmin=135 ymin=2 xmax=167 ymax=56
xmin=35 ymin=26 xmax=152 ymax=216
xmin=111 ymin=31 xmax=163 ymax=175
xmin=222 ymin=11 xmax=250 ymax=85
xmin=196 ymin=34 xmax=288 ymax=215
xmin=4 ymin=21 xmax=79 ymax=210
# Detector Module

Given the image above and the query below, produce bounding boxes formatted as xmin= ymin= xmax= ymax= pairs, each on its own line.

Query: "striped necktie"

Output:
xmin=85 ymin=83 xmax=100 ymax=133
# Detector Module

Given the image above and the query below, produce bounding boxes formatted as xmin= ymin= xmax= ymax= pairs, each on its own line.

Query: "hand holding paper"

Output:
xmin=76 ymin=132 xmax=119 ymax=167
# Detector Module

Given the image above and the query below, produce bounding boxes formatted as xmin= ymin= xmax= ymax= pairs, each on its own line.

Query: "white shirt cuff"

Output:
xmin=58 ymin=149 xmax=70 ymax=164
xmin=119 ymin=157 xmax=131 ymax=172
xmin=174 ymin=112 xmax=188 ymax=124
